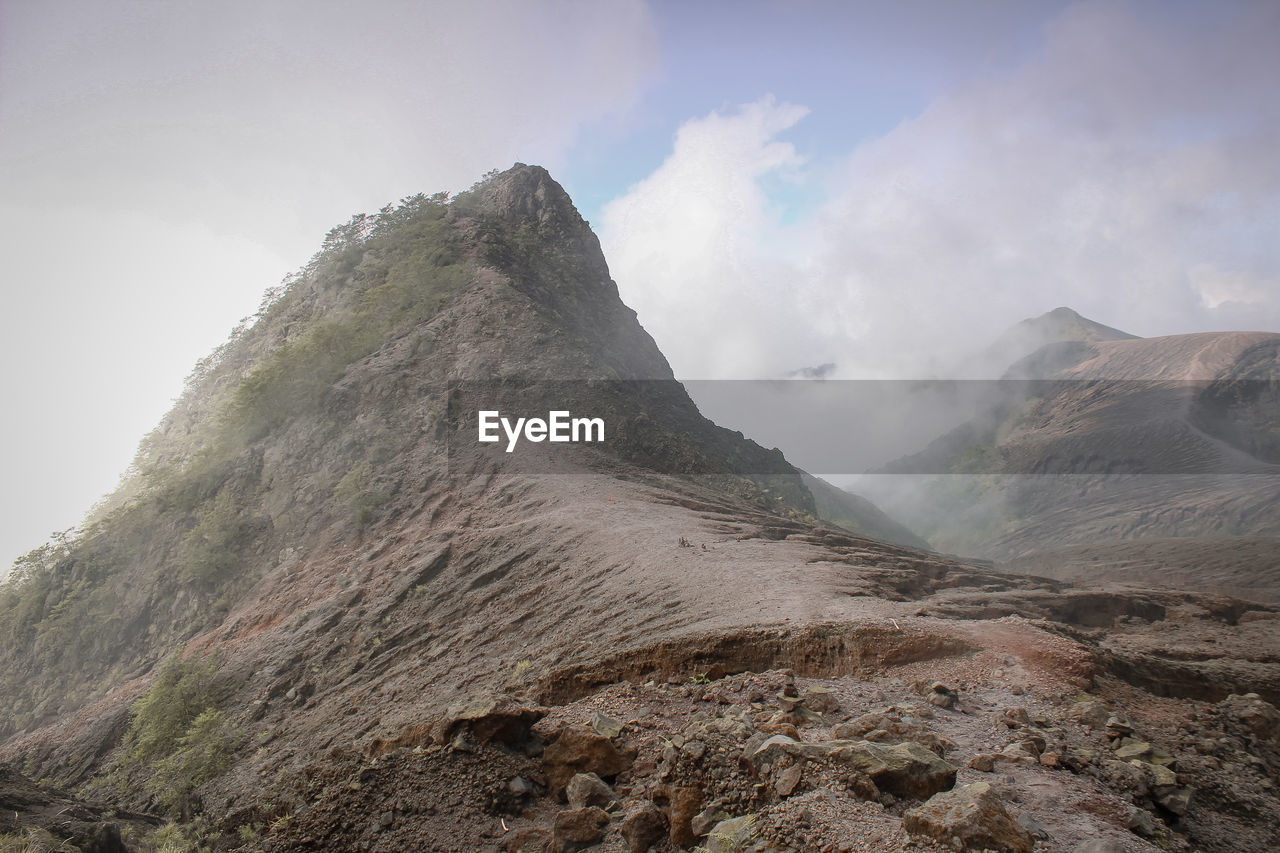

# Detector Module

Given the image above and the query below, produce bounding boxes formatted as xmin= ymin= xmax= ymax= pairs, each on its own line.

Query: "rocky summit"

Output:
xmin=1 ymin=165 xmax=1277 ymax=852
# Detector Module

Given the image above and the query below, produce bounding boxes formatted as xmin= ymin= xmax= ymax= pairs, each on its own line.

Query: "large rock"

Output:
xmin=542 ymin=726 xmax=632 ymax=796
xmin=748 ymin=736 xmax=957 ymax=799
xmin=1220 ymin=693 xmax=1280 ymax=741
xmin=552 ymin=807 xmax=610 ymax=853
xmin=706 ymin=815 xmax=757 ymax=853
xmin=668 ymin=786 xmax=702 ymax=847
xmin=620 ymin=800 xmax=666 ymax=853
xmin=565 ymin=772 xmax=616 ymax=809
xmin=904 ymin=781 xmax=1035 ymax=853
xmin=503 ymin=827 xmax=553 ymax=853
xmin=800 ymin=685 xmax=840 ymax=713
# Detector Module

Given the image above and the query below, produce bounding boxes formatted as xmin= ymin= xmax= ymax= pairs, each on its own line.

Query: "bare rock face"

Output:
xmin=904 ymin=781 xmax=1035 ymax=853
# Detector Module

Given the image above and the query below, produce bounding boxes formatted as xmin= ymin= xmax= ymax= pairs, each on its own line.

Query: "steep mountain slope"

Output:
xmin=1 ymin=169 xmax=1277 ymax=853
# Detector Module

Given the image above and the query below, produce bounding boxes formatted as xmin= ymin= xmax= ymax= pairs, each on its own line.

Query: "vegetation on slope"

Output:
xmin=0 ymin=189 xmax=472 ymax=744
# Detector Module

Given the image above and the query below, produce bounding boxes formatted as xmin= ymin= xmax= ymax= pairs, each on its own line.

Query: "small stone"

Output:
xmin=507 ymin=776 xmax=532 ymax=796
xmin=999 ymin=707 xmax=1031 ymax=729
xmin=1126 ymin=807 xmax=1159 ymax=837
xmin=969 ymin=754 xmax=997 ymax=772
xmin=775 ymin=764 xmax=803 ymax=797
xmin=928 ymin=684 xmax=957 ymax=709
xmin=1039 ymin=751 xmax=1061 ymax=769
xmin=1158 ymin=786 xmax=1193 ymax=816
xmin=590 ymin=710 xmax=625 ymax=739
xmin=1105 ymin=715 xmax=1133 ymax=738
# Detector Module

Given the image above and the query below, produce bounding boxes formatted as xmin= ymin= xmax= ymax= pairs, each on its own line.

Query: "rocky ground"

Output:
xmin=246 ymin=634 xmax=1279 ymax=853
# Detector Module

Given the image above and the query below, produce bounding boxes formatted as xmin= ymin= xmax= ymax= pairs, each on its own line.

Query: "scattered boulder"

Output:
xmin=1068 ymin=699 xmax=1110 ymax=729
xmin=774 ymin=763 xmax=802 ymax=797
xmin=691 ymin=805 xmax=727 ymax=839
xmin=542 ymin=726 xmax=632 ymax=796
xmin=928 ymin=682 xmax=958 ymax=709
xmin=590 ymin=710 xmax=626 ymax=739
xmin=749 ymin=736 xmax=957 ymax=800
xmin=1113 ymin=740 xmax=1173 ymax=766
xmin=800 ymin=685 xmax=840 ymax=713
xmin=998 ymin=707 xmax=1031 ymax=729
xmin=552 ymin=806 xmax=610 ymax=852
xmin=1220 ymin=693 xmax=1280 ymax=741
xmin=1126 ymin=806 xmax=1160 ymax=838
xmin=565 ymin=772 xmax=616 ymax=809
xmin=668 ymin=785 xmax=702 ymax=847
xmin=503 ymin=827 xmax=553 ymax=853
xmin=1105 ymin=715 xmax=1134 ymax=739
xmin=705 ymin=815 xmax=757 ymax=853
xmin=620 ymin=800 xmax=666 ymax=853
xmin=1158 ymin=786 xmax=1194 ymax=816
xmin=904 ymin=781 xmax=1035 ymax=853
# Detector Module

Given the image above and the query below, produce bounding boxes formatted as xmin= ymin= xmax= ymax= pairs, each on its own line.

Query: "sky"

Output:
xmin=2 ymin=0 xmax=1278 ymax=569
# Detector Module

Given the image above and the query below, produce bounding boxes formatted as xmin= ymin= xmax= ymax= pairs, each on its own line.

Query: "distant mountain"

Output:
xmin=967 ymin=306 xmax=1137 ymax=378
xmin=868 ymin=328 xmax=1280 ymax=583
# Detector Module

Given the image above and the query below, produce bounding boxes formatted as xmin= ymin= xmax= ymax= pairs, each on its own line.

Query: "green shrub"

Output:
xmin=174 ymin=491 xmax=251 ymax=587
xmin=125 ymin=655 xmax=220 ymax=765
xmin=148 ymin=708 xmax=240 ymax=814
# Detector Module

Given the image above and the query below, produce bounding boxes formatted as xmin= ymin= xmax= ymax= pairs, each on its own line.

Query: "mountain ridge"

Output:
xmin=1 ymin=166 xmax=1277 ymax=852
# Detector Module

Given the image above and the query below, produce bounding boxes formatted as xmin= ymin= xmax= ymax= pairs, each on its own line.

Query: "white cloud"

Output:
xmin=600 ymin=97 xmax=820 ymax=378
xmin=601 ymin=1 xmax=1280 ymax=381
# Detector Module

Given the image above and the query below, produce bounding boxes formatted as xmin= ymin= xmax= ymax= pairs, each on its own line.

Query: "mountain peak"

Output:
xmin=463 ymin=163 xmax=581 ymax=231
xmin=1011 ymin=306 xmax=1137 ymax=343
